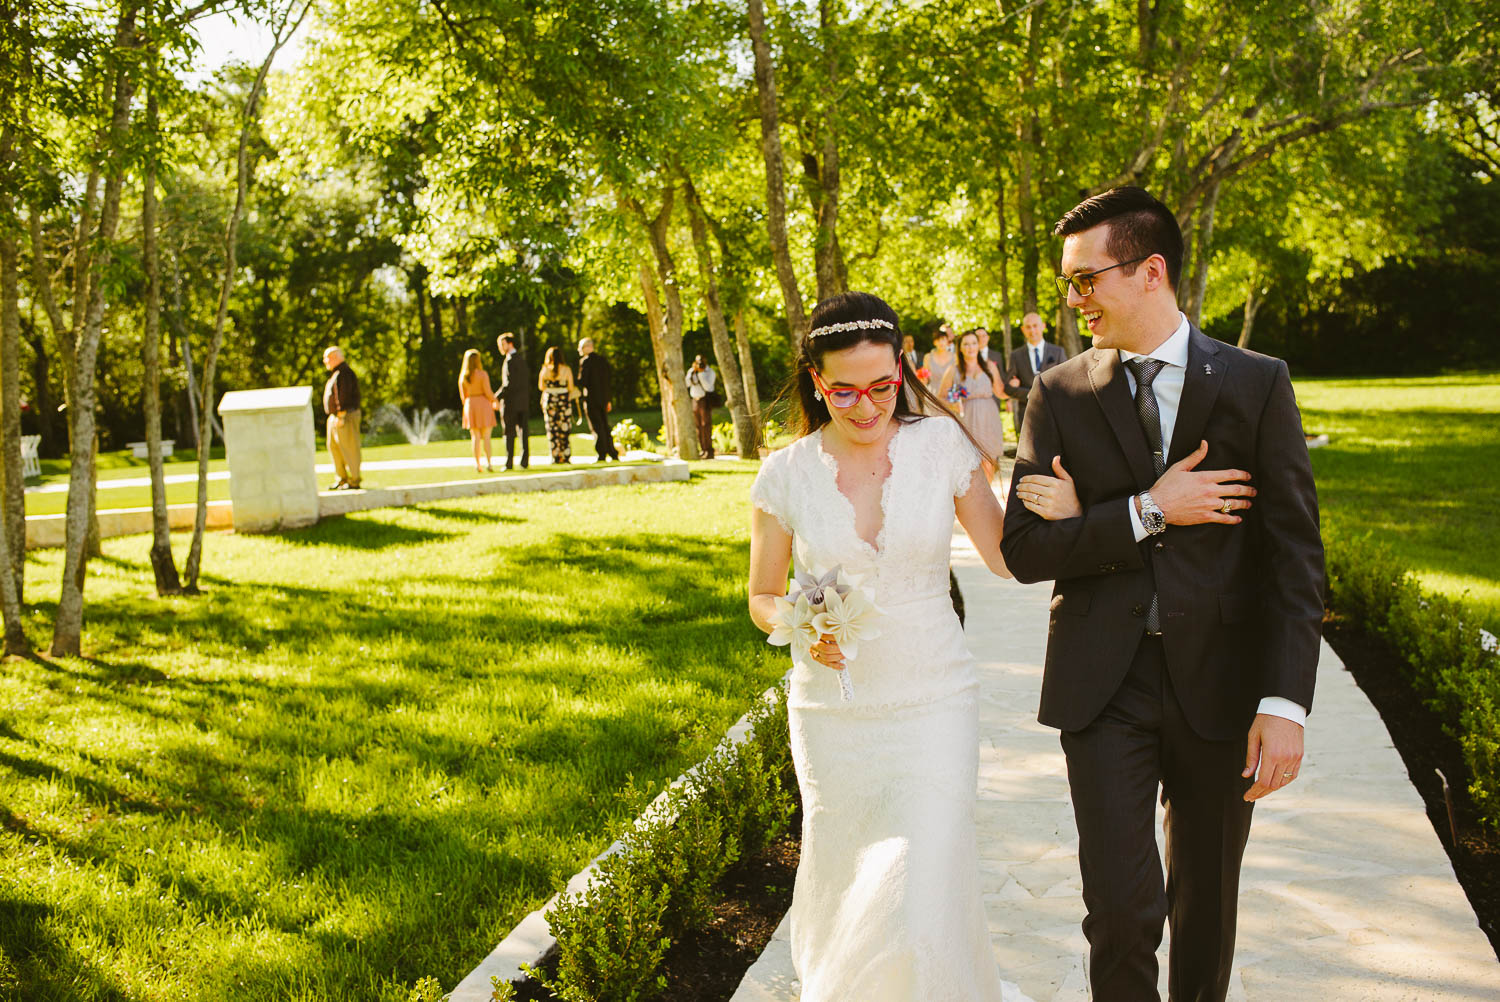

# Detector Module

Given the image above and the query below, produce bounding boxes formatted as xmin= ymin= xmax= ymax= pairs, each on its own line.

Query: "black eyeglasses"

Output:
xmin=1055 ymin=256 xmax=1151 ymax=298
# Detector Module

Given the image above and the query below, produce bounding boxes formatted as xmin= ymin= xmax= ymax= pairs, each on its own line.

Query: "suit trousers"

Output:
xmin=501 ymin=403 xmax=529 ymax=467
xmin=692 ymin=397 xmax=715 ymax=458
xmin=1060 ymin=636 xmax=1254 ymax=1002
xmin=326 ymin=409 xmax=361 ymax=486
xmin=585 ymin=401 xmax=618 ymax=460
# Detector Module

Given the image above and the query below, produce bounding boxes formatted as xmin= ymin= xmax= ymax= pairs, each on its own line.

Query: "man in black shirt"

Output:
xmin=495 ymin=332 xmax=531 ymax=469
xmin=577 ymin=338 xmax=620 ymax=461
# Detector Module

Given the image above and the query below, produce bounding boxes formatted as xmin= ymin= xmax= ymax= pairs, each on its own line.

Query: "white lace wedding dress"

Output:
xmin=751 ymin=416 xmax=1029 ymax=1002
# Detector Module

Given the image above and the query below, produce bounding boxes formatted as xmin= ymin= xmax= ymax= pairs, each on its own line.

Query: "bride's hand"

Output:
xmin=810 ymin=633 xmax=846 ymax=670
xmin=1016 ymin=456 xmax=1082 ymax=520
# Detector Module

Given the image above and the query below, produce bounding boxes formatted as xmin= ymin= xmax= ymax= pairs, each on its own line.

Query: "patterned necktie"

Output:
xmin=1124 ymin=357 xmax=1167 ymax=632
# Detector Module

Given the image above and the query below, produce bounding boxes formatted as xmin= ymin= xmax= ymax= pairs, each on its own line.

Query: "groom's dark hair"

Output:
xmin=1053 ymin=186 xmax=1184 ymax=291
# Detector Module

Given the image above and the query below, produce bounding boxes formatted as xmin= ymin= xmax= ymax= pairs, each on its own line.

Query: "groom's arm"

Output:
xmin=1001 ymin=377 xmax=1144 ymax=584
xmin=1252 ymin=361 xmax=1325 ymax=713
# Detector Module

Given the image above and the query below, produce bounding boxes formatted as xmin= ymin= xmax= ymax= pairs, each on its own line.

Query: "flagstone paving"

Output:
xmin=732 ymin=531 xmax=1500 ymax=1001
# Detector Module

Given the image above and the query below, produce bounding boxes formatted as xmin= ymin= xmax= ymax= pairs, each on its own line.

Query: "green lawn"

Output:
xmin=23 ymin=433 xmax=650 ymax=518
xmin=0 ymin=465 xmax=779 ymax=1001
xmin=1295 ymin=372 xmax=1500 ymax=631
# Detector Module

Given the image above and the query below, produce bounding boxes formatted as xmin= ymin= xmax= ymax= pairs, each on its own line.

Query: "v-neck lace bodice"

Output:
xmin=752 ymin=416 xmax=982 ymax=709
xmin=815 ymin=424 xmax=900 ymax=555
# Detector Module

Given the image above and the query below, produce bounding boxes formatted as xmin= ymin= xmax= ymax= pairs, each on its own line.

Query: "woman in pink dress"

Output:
xmin=459 ymin=348 xmax=499 ymax=472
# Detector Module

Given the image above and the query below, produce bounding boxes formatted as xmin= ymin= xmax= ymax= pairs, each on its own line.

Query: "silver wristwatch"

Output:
xmin=1137 ymin=491 xmax=1166 ymax=535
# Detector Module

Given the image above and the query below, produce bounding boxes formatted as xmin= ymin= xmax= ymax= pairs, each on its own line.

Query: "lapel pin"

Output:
xmin=1204 ymin=363 xmax=1214 ymax=375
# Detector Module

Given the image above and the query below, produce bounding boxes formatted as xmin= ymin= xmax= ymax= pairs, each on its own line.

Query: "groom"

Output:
xmin=1001 ymin=187 xmax=1324 ymax=1000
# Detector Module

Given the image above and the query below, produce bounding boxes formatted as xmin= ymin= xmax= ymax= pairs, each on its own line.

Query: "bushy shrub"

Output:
xmin=712 ymin=420 xmax=736 ymax=456
xmin=1326 ymin=533 xmax=1500 ymax=825
xmin=531 ymin=684 xmax=796 ymax=1002
xmin=612 ymin=418 xmax=647 ymax=452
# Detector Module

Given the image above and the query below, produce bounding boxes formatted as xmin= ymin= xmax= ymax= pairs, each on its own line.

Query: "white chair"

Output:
xmin=21 ymin=435 xmax=41 ymax=479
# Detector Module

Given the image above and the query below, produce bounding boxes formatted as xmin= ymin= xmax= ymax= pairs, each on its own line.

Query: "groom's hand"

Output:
xmin=1151 ymin=440 xmax=1256 ymax=525
xmin=1242 ymin=713 xmax=1303 ymax=801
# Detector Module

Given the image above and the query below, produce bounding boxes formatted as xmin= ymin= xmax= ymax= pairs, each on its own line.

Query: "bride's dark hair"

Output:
xmin=785 ymin=291 xmax=994 ymax=463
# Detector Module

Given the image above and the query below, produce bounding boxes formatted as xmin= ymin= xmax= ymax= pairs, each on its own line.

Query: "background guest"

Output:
xmin=538 ymin=346 xmax=579 ymax=465
xmin=938 ymin=329 xmax=1007 ymax=481
xmin=687 ymin=354 xmax=719 ymax=459
xmin=495 ymin=332 xmax=531 ymax=470
xmin=577 ymin=337 xmax=620 ymax=461
xmin=922 ymin=326 xmax=957 ymax=401
xmin=458 ymin=348 xmax=498 ymax=473
xmin=1006 ymin=311 xmax=1067 ymax=435
xmin=321 ymin=345 xmax=361 ymax=490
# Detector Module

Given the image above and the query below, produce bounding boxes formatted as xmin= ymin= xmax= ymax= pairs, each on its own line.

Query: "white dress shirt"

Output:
xmin=1120 ymin=313 xmax=1307 ymax=726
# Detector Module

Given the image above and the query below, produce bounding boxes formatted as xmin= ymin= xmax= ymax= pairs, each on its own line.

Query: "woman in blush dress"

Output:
xmin=938 ymin=329 xmax=1010 ymax=483
xmin=747 ymin=292 xmax=1078 ymax=1002
xmin=537 ymin=346 xmax=579 ymax=464
xmin=458 ymin=348 xmax=498 ymax=472
xmin=921 ymin=325 xmax=957 ymax=407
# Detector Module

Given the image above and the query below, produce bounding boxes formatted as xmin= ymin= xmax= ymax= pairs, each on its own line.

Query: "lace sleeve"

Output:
xmin=943 ymin=417 xmax=984 ymax=498
xmin=750 ymin=450 xmax=793 ymax=535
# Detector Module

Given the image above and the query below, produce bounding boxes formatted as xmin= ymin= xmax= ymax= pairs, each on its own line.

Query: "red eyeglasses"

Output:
xmin=811 ymin=365 xmax=903 ymax=409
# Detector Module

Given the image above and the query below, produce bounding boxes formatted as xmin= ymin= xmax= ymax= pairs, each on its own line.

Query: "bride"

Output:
xmin=747 ymin=292 xmax=1075 ymax=1000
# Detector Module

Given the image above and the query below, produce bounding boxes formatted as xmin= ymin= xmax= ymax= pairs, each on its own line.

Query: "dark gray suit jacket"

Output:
xmin=499 ymin=350 xmax=531 ymax=412
xmin=1005 ymin=341 xmax=1067 ymax=399
xmin=1000 ymin=326 xmax=1324 ymax=741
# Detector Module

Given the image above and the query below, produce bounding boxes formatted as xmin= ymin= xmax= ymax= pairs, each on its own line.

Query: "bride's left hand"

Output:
xmin=1016 ymin=456 xmax=1082 ymax=520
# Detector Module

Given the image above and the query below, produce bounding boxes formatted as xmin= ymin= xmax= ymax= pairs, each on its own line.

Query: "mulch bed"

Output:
xmin=1322 ymin=611 xmax=1500 ymax=958
xmin=510 ymin=810 xmax=803 ymax=1001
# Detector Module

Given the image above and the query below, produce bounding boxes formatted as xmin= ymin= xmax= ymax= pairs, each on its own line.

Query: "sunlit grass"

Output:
xmin=1 ymin=466 xmax=777 ymax=1001
xmin=1296 ymin=371 xmax=1500 ymax=630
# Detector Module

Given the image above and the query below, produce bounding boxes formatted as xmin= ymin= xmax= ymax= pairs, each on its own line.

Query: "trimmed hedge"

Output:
xmin=1326 ymin=533 xmax=1500 ymax=826
xmin=525 ymin=683 xmax=797 ymax=1002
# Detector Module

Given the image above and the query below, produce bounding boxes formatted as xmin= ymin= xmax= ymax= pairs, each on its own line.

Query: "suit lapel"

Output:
xmin=1167 ymin=327 xmax=1227 ymax=466
xmin=1088 ymin=348 xmax=1157 ymax=488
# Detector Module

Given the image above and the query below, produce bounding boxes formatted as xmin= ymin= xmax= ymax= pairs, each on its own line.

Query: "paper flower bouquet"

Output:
xmin=766 ymin=566 xmax=882 ymax=702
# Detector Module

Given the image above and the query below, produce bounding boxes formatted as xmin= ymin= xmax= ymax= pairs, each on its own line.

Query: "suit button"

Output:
xmin=1153 ymin=542 xmax=1165 ymax=552
xmin=1131 ymin=603 xmax=1146 ymax=617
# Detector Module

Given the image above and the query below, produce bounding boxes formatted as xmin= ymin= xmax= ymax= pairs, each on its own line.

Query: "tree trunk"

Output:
xmin=1182 ymin=179 xmax=1221 ymax=325
xmin=1056 ymin=302 xmax=1084 ymax=358
xmin=995 ymin=177 xmax=1014 ymax=362
xmin=638 ymin=261 xmax=676 ymax=450
xmin=682 ymin=173 xmax=756 ymax=459
xmin=184 ymin=6 xmax=307 ymax=591
xmin=733 ymin=308 xmax=761 ymax=429
xmin=52 ymin=9 xmax=141 ymax=656
xmin=1237 ymin=279 xmax=1266 ymax=350
xmin=1015 ymin=5 xmax=1044 ymax=313
xmin=141 ymin=78 xmax=181 ymax=595
xmin=745 ymin=0 xmax=808 ymax=341
xmin=1 ymin=126 xmax=26 ymax=609
xmin=634 ymin=186 xmax=700 ymax=460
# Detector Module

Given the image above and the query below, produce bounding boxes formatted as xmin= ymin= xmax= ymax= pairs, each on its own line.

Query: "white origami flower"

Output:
xmin=767 ymin=592 xmax=820 ymax=661
xmin=810 ymin=587 xmax=883 ymax=663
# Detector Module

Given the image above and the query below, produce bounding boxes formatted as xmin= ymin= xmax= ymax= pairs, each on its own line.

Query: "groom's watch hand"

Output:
xmin=1150 ymin=440 xmax=1256 ymax=526
xmin=1242 ymin=713 xmax=1304 ymax=801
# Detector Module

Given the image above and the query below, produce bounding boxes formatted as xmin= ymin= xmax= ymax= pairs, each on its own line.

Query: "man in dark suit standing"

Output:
xmin=1005 ymin=311 xmax=1066 ymax=435
xmin=576 ymin=337 xmax=619 ymax=462
xmin=495 ymin=332 xmax=531 ymax=469
xmin=1001 ymin=187 xmax=1323 ymax=1002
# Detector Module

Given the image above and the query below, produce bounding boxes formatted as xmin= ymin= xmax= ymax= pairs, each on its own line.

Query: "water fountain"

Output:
xmin=372 ymin=404 xmax=457 ymax=445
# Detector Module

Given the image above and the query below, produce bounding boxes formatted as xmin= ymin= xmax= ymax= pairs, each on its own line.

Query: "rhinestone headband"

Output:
xmin=807 ymin=318 xmax=895 ymax=340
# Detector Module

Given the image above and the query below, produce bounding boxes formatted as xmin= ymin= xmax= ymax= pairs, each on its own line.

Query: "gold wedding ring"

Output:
xmin=1282 ymin=772 xmax=1294 ymax=778
xmin=1221 ymin=500 xmax=1234 ymax=514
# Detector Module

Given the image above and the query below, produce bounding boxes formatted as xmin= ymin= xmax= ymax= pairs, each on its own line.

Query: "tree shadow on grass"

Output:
xmin=264 ymin=516 xmax=458 ymax=549
xmin=0 ymin=900 xmax=140 ymax=1002
xmin=3 ymin=529 xmax=775 ymax=997
xmin=414 ymin=504 xmax=526 ymax=525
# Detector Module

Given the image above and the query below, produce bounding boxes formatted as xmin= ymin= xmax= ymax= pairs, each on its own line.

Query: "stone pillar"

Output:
xmin=218 ymin=386 xmax=319 ymax=533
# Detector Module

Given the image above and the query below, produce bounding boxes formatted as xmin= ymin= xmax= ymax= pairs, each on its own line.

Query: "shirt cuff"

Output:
xmin=1257 ymin=696 xmax=1307 ymax=727
xmin=1127 ymin=495 xmax=1150 ymax=543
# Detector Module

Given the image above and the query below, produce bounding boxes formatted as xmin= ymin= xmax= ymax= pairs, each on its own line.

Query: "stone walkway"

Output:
xmin=732 ymin=531 xmax=1500 ymax=1000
